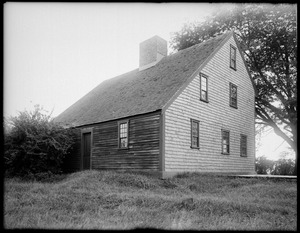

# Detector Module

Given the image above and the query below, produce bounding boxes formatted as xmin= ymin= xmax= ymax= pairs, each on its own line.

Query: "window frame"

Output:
xmin=240 ymin=134 xmax=247 ymax=157
xmin=229 ymin=82 xmax=238 ymax=109
xmin=221 ymin=129 xmax=230 ymax=155
xmin=200 ymin=73 xmax=209 ymax=103
xmin=118 ymin=120 xmax=129 ymax=149
xmin=230 ymin=44 xmax=237 ymax=70
xmin=190 ymin=119 xmax=200 ymax=149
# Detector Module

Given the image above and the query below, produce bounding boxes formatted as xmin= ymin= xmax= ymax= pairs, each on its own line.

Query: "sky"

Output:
xmin=4 ymin=2 xmax=294 ymax=161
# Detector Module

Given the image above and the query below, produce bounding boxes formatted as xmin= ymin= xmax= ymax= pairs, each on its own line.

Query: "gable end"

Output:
xmin=162 ymin=31 xmax=233 ymax=113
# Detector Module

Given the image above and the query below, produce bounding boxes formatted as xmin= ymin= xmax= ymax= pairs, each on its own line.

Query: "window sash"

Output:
xmin=119 ymin=121 xmax=128 ymax=148
xmin=240 ymin=134 xmax=247 ymax=156
xmin=201 ymin=90 xmax=207 ymax=101
xmin=222 ymin=130 xmax=230 ymax=154
xmin=230 ymin=83 xmax=237 ymax=108
xmin=120 ymin=137 xmax=128 ymax=148
xmin=230 ymin=45 xmax=237 ymax=69
xmin=191 ymin=119 xmax=199 ymax=148
xmin=200 ymin=74 xmax=208 ymax=101
xmin=192 ymin=137 xmax=199 ymax=147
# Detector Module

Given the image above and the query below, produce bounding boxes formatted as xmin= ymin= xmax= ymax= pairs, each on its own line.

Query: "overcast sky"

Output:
xmin=4 ymin=2 xmax=223 ymax=118
xmin=4 ymin=2 xmax=294 ymax=160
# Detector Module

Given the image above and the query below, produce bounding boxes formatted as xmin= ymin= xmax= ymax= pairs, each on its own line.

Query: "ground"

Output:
xmin=4 ymin=170 xmax=297 ymax=230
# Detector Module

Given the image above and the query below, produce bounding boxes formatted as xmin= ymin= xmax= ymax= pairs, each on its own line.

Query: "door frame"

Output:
xmin=81 ymin=127 xmax=93 ymax=170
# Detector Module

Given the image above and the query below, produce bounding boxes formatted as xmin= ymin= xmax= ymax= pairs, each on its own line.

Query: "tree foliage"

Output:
xmin=170 ymin=4 xmax=297 ymax=174
xmin=271 ymin=158 xmax=295 ymax=175
xmin=4 ymin=105 xmax=77 ymax=177
xmin=255 ymin=155 xmax=295 ymax=175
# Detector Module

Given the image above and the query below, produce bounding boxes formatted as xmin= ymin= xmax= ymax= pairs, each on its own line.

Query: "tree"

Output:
xmin=170 ymin=4 xmax=297 ymax=174
xmin=4 ymin=105 xmax=77 ymax=177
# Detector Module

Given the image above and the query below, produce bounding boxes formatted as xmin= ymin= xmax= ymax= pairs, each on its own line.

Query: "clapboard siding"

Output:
xmin=164 ymin=35 xmax=255 ymax=174
xmin=90 ymin=111 xmax=161 ymax=170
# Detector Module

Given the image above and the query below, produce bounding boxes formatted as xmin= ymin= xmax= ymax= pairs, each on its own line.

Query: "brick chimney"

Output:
xmin=139 ymin=35 xmax=167 ymax=71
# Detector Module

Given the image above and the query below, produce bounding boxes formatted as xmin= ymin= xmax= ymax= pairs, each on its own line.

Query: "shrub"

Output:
xmin=4 ymin=105 xmax=77 ymax=177
xmin=255 ymin=156 xmax=274 ymax=174
xmin=255 ymin=155 xmax=295 ymax=175
xmin=271 ymin=158 xmax=295 ymax=175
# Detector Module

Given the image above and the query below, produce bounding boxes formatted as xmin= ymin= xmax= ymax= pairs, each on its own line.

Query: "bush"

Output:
xmin=255 ymin=155 xmax=295 ymax=175
xmin=4 ymin=105 xmax=77 ymax=177
xmin=271 ymin=158 xmax=295 ymax=175
xmin=255 ymin=156 xmax=274 ymax=174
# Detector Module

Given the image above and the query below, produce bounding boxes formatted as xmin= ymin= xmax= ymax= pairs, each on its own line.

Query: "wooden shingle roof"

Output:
xmin=55 ymin=31 xmax=232 ymax=127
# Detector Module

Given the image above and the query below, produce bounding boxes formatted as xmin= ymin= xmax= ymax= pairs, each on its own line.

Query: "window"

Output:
xmin=191 ymin=119 xmax=199 ymax=148
xmin=221 ymin=130 xmax=230 ymax=154
xmin=118 ymin=121 xmax=128 ymax=148
xmin=200 ymin=73 xmax=208 ymax=102
xmin=229 ymin=82 xmax=237 ymax=108
xmin=240 ymin=134 xmax=247 ymax=157
xmin=230 ymin=44 xmax=237 ymax=70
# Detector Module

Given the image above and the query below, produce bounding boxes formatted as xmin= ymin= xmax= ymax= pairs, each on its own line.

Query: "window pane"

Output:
xmin=201 ymin=77 xmax=207 ymax=90
xmin=223 ymin=131 xmax=229 ymax=140
xmin=191 ymin=120 xmax=199 ymax=147
xmin=231 ymin=49 xmax=235 ymax=60
xmin=230 ymin=46 xmax=236 ymax=69
xmin=119 ymin=122 xmax=128 ymax=148
xmin=223 ymin=145 xmax=227 ymax=153
xmin=230 ymin=84 xmax=237 ymax=107
xmin=120 ymin=123 xmax=128 ymax=135
xmin=231 ymin=46 xmax=236 ymax=59
xmin=241 ymin=135 xmax=247 ymax=156
xmin=222 ymin=131 xmax=229 ymax=153
xmin=200 ymin=75 xmax=208 ymax=101
xmin=192 ymin=138 xmax=196 ymax=146
xmin=223 ymin=145 xmax=229 ymax=153
xmin=192 ymin=137 xmax=198 ymax=147
xmin=192 ymin=122 xmax=198 ymax=131
xmin=201 ymin=90 xmax=207 ymax=101
xmin=120 ymin=138 xmax=127 ymax=148
xmin=231 ymin=98 xmax=237 ymax=106
xmin=231 ymin=59 xmax=236 ymax=68
xmin=241 ymin=148 xmax=246 ymax=155
xmin=231 ymin=86 xmax=237 ymax=98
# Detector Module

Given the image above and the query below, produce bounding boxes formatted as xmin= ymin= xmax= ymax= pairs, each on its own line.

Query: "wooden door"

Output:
xmin=82 ymin=132 xmax=91 ymax=170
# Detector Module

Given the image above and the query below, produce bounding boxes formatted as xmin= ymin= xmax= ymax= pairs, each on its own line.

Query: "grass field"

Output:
xmin=4 ymin=170 xmax=297 ymax=230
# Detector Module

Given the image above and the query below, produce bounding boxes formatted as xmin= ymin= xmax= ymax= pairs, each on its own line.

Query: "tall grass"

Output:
xmin=4 ymin=170 xmax=297 ymax=230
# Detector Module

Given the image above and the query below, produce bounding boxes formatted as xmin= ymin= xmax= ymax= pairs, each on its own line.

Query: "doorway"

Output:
xmin=82 ymin=132 xmax=91 ymax=170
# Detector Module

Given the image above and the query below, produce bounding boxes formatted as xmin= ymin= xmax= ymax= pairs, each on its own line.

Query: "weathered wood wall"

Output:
xmin=90 ymin=111 xmax=161 ymax=170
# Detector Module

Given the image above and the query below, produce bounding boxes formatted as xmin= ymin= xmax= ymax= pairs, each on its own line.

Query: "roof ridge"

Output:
xmin=167 ymin=30 xmax=231 ymax=59
xmin=174 ymin=31 xmax=231 ymax=69
xmin=101 ymin=68 xmax=139 ymax=84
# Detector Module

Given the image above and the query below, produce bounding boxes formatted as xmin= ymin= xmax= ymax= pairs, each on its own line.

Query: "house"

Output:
xmin=55 ymin=31 xmax=256 ymax=178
